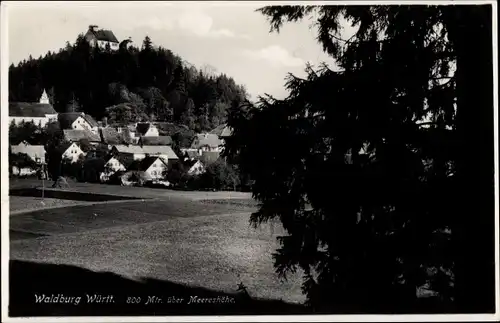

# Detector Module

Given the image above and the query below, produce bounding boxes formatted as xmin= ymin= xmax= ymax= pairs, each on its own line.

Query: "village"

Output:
xmin=6 ymin=3 xmax=496 ymax=318
xmin=9 ymin=88 xmax=233 ymax=188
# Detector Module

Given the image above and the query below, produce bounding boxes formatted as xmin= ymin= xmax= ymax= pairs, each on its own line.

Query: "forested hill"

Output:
xmin=8 ymin=34 xmax=248 ymax=133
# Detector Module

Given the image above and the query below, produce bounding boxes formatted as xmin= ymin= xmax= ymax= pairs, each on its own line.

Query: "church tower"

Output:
xmin=39 ymin=89 xmax=50 ymax=104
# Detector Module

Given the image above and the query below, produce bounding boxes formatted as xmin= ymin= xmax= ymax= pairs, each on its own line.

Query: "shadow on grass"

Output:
xmin=9 ymin=260 xmax=310 ymax=317
xmin=9 ymin=188 xmax=140 ymax=202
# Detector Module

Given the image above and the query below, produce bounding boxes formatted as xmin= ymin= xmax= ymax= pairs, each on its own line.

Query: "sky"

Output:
xmin=6 ymin=1 xmax=337 ymax=100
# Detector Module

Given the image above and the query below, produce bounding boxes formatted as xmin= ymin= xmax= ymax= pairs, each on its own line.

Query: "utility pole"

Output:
xmin=41 ymin=162 xmax=46 ymax=205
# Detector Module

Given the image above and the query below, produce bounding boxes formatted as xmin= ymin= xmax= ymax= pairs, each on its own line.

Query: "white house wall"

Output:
xmin=71 ymin=117 xmax=92 ymax=131
xmin=97 ymin=40 xmax=119 ymax=50
xmin=144 ymin=126 xmax=160 ymax=137
xmin=106 ymin=158 xmax=126 ymax=172
xmin=12 ymin=166 xmax=37 ymax=176
xmin=146 ymin=159 xmax=167 ymax=180
xmin=63 ymin=144 xmax=85 ymax=163
xmin=133 ymin=153 xmax=146 ymax=160
xmin=100 ymin=158 xmax=125 ymax=182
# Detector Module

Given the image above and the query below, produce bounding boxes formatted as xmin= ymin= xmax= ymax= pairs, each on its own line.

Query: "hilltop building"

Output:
xmin=84 ymin=25 xmax=119 ymax=51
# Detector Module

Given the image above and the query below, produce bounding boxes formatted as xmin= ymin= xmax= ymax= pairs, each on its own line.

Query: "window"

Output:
xmin=152 ymin=171 xmax=157 ymax=175
xmin=152 ymin=164 xmax=156 ymax=168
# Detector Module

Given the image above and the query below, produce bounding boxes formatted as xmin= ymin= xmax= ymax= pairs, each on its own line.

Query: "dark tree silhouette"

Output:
xmin=224 ymin=5 xmax=495 ymax=313
xmin=9 ymin=34 xmax=248 ymax=133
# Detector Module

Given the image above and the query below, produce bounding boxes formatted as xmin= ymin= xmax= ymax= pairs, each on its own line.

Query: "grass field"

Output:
xmin=9 ymin=178 xmax=252 ymax=201
xmin=9 ymin=179 xmax=305 ymax=316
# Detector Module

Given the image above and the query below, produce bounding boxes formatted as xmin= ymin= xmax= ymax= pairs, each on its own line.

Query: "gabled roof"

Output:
xmin=142 ymin=145 xmax=179 ymax=159
xmin=58 ymin=112 xmax=98 ymax=129
xmin=63 ymin=129 xmax=101 ymax=142
xmin=136 ymin=122 xmax=155 ymax=136
xmin=106 ymin=154 xmax=135 ymax=169
xmin=112 ymin=144 xmax=179 ymax=160
xmin=191 ymin=133 xmax=223 ymax=150
xmin=128 ymin=156 xmax=168 ymax=172
xmin=139 ymin=136 xmax=172 ymax=146
xmin=58 ymin=142 xmax=78 ymax=154
xmin=90 ymin=29 xmax=119 ymax=43
xmin=58 ymin=112 xmax=81 ymax=128
xmin=209 ymin=124 xmax=232 ymax=137
xmin=112 ymin=145 xmax=145 ymax=154
xmin=10 ymin=143 xmax=45 ymax=159
xmin=82 ymin=114 xmax=98 ymax=128
xmin=184 ymin=159 xmax=204 ymax=170
xmin=9 ymin=102 xmax=57 ymax=117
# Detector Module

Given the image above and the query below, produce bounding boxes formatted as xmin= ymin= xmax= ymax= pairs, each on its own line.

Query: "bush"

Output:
xmin=183 ymin=159 xmax=240 ymax=191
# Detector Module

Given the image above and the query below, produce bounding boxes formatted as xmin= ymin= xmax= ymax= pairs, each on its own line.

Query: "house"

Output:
xmin=138 ymin=136 xmax=172 ymax=146
xmin=9 ymin=90 xmax=58 ymax=127
xmin=136 ymin=122 xmax=160 ymax=137
xmin=209 ymin=124 xmax=233 ymax=138
xmin=111 ymin=145 xmax=147 ymax=160
xmin=111 ymin=144 xmax=179 ymax=162
xmin=190 ymin=133 xmax=224 ymax=154
xmin=10 ymin=142 xmax=46 ymax=176
xmin=100 ymin=155 xmax=133 ymax=182
xmin=107 ymin=123 xmax=139 ymax=144
xmin=58 ymin=112 xmax=99 ymax=133
xmin=142 ymin=145 xmax=179 ymax=161
xmin=185 ymin=159 xmax=206 ymax=176
xmin=60 ymin=142 xmax=85 ymax=163
xmin=84 ymin=25 xmax=119 ymax=51
xmin=63 ymin=129 xmax=101 ymax=145
xmin=128 ymin=156 xmax=170 ymax=181
xmin=11 ymin=141 xmax=46 ymax=164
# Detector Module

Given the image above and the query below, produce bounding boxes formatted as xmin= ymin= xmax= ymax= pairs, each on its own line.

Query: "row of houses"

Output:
xmin=9 ymin=89 xmax=233 ymax=182
xmin=10 ymin=138 xmax=217 ymax=182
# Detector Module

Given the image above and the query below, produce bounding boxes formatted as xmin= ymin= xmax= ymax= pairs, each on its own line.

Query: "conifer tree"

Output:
xmin=225 ymin=4 xmax=495 ymax=313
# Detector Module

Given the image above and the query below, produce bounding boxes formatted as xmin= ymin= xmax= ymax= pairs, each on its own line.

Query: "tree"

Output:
xmin=179 ymin=98 xmax=197 ymax=129
xmin=165 ymin=161 xmax=187 ymax=186
xmin=142 ymin=36 xmax=153 ymax=51
xmin=66 ymin=92 xmax=81 ymax=112
xmin=198 ymin=159 xmax=239 ymax=191
xmin=224 ymin=5 xmax=494 ymax=313
xmin=10 ymin=152 xmax=38 ymax=175
xmin=78 ymin=138 xmax=92 ymax=153
xmin=171 ymin=128 xmax=196 ymax=157
xmin=9 ymin=121 xmax=43 ymax=145
xmin=106 ymin=103 xmax=148 ymax=125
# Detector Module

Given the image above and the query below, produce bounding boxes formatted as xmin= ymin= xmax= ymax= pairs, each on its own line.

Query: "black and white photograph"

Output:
xmin=1 ymin=0 xmax=498 ymax=321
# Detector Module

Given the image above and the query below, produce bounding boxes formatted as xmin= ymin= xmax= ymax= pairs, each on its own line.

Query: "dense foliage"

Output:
xmin=225 ymin=5 xmax=494 ymax=313
xmin=9 ymin=34 xmax=248 ymax=133
xmin=165 ymin=159 xmax=239 ymax=191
